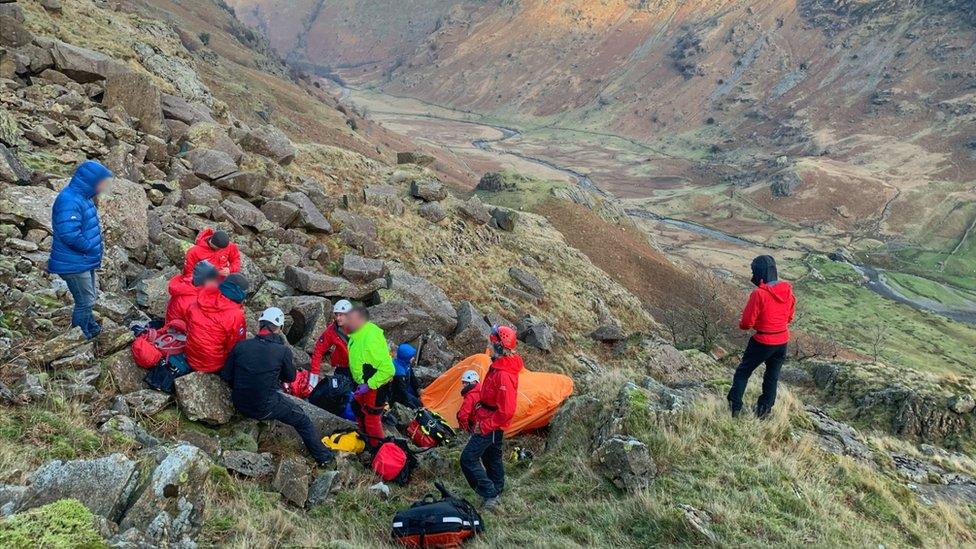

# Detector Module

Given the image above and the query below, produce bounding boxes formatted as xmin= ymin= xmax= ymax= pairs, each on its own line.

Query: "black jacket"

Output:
xmin=221 ymin=332 xmax=295 ymax=418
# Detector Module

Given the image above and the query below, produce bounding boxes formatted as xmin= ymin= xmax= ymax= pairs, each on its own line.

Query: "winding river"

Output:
xmin=338 ymin=85 xmax=976 ymax=325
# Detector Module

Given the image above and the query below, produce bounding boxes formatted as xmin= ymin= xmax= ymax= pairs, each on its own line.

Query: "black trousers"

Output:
xmin=460 ymin=430 xmax=504 ymax=499
xmin=261 ymin=397 xmax=334 ymax=464
xmin=727 ymin=337 xmax=788 ymax=416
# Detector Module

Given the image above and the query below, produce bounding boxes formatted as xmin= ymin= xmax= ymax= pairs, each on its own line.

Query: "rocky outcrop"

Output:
xmin=16 ymin=453 xmax=140 ymax=522
xmin=409 ymin=178 xmax=447 ymax=202
xmin=174 ymin=372 xmax=235 ymax=425
xmin=273 ymin=457 xmax=311 ymax=507
xmin=592 ymin=436 xmax=655 ymax=493
xmin=103 ymin=72 xmax=164 ymax=137
xmin=396 ymin=151 xmax=435 ymax=166
xmin=239 ymin=125 xmax=295 ymax=165
xmin=284 ymin=265 xmax=386 ymax=298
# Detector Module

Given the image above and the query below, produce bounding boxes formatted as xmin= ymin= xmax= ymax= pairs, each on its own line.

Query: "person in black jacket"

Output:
xmin=221 ymin=307 xmax=335 ymax=465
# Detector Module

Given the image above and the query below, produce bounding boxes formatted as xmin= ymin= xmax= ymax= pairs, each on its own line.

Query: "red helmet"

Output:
xmin=490 ymin=325 xmax=518 ymax=350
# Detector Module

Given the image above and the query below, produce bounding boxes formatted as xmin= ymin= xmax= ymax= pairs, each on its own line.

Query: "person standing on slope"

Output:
xmin=182 ymin=228 xmax=240 ymax=278
xmin=222 ymin=307 xmax=335 ymax=466
xmin=345 ymin=306 xmax=395 ymax=447
xmin=460 ymin=326 xmax=522 ymax=510
xmin=48 ymin=160 xmax=113 ymax=339
xmin=727 ymin=255 xmax=796 ymax=419
xmin=309 ymin=299 xmax=354 ymax=387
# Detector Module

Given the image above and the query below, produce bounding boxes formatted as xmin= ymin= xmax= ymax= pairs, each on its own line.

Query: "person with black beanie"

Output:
xmin=182 ymin=227 xmax=241 ymax=278
xmin=727 ymin=255 xmax=796 ymax=419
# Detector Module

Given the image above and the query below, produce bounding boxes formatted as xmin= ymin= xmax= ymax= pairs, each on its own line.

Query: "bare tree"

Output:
xmin=870 ymin=318 xmax=888 ymax=362
xmin=686 ymin=270 xmax=733 ymax=352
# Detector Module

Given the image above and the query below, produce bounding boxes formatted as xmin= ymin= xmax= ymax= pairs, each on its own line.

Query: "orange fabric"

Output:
xmin=420 ymin=354 xmax=574 ymax=436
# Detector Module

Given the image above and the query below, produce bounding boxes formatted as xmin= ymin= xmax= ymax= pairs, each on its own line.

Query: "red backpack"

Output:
xmin=372 ymin=439 xmax=417 ymax=485
xmin=131 ymin=324 xmax=187 ymax=369
xmin=284 ymin=369 xmax=313 ymax=399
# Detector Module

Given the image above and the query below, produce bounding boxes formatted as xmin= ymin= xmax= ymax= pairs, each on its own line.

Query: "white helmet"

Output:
xmin=333 ymin=299 xmax=353 ymax=314
xmin=461 ymin=370 xmax=480 ymax=384
xmin=259 ymin=307 xmax=285 ymax=327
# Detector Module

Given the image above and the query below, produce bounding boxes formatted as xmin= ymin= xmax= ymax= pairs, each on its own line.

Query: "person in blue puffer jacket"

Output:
xmin=390 ymin=342 xmax=422 ymax=408
xmin=48 ymin=160 xmax=112 ymax=339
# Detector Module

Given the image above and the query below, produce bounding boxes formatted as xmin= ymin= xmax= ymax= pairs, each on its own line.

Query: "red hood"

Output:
xmin=168 ymin=273 xmax=197 ymax=297
xmin=760 ymin=280 xmax=793 ymax=303
xmin=491 ymin=354 xmax=524 ymax=375
xmin=194 ymin=227 xmax=215 ymax=246
xmin=196 ymin=285 xmax=239 ymax=314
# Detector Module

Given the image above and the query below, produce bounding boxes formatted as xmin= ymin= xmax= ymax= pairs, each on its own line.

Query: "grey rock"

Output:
xmin=592 ymin=436 xmax=655 ymax=493
xmin=284 ymin=192 xmax=332 ymax=233
xmin=99 ymin=415 xmax=160 ymax=449
xmin=35 ymin=327 xmax=88 ymax=364
xmin=136 ymin=269 xmax=176 ymax=319
xmin=0 ymin=143 xmax=30 ymax=184
xmin=508 ymin=267 xmax=545 ymax=299
xmin=103 ymin=71 xmax=164 ymax=136
xmin=491 ymin=207 xmax=518 ymax=231
xmin=106 ymin=351 xmax=147 ymax=393
xmin=99 ymin=178 xmax=150 ymax=251
xmin=123 ymin=389 xmax=172 ymax=416
xmin=160 ymin=93 xmax=213 ymax=125
xmin=396 ymin=151 xmax=435 ymax=166
xmin=49 ymin=40 xmax=127 ymax=83
xmin=590 ymin=324 xmax=625 ymax=342
xmin=409 ymin=178 xmax=447 ymax=202
xmin=387 ymin=267 xmax=458 ymax=336
xmin=221 ymin=450 xmax=274 ymax=478
xmin=273 ymin=457 xmax=310 ymax=507
xmin=239 ymin=125 xmax=295 ymax=165
xmin=18 ymin=453 xmax=140 ymax=522
xmin=342 ymin=253 xmax=386 ymax=282
xmin=214 ymin=171 xmax=267 ymax=198
xmin=332 ymin=209 xmax=377 ymax=238
xmin=174 ymin=372 xmax=235 ymax=425
xmin=451 ymin=301 xmax=491 ymax=357
xmin=0 ymin=185 xmax=57 ymax=232
xmin=804 ymin=406 xmax=874 ymax=463
xmin=221 ymin=195 xmax=268 ymax=229
xmin=369 ymin=300 xmax=437 ymax=344
xmin=180 ymin=181 xmax=222 ymax=207
xmin=187 ymin=148 xmax=238 ymax=181
xmin=0 ymin=14 xmax=32 ymax=47
xmin=363 ymin=185 xmax=404 ymax=214
xmin=418 ymin=201 xmax=447 ymax=223
xmin=261 ymin=199 xmax=301 ymax=227
xmin=516 ymin=315 xmax=555 ymax=352
xmin=284 ymin=265 xmax=385 ymax=299
xmin=307 ymin=471 xmax=339 ymax=506
xmin=948 ymin=394 xmax=975 ymax=414
xmin=458 ymin=196 xmax=491 ymax=224
xmin=49 ymin=345 xmax=94 ymax=369
xmin=279 ymin=393 xmax=355 ymax=437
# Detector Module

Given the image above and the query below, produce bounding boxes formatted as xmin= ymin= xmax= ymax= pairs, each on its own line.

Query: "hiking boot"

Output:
xmin=316 ymin=451 xmax=336 ymax=467
xmin=482 ymin=497 xmax=501 ymax=510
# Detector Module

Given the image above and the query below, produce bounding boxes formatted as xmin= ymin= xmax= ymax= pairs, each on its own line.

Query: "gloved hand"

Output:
xmin=308 ymin=374 xmax=319 ymax=389
xmin=354 ymin=383 xmax=370 ymax=397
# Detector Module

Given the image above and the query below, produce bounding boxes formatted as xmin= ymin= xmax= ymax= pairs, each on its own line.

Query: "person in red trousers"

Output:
xmin=727 ymin=255 xmax=796 ymax=419
xmin=345 ymin=306 xmax=394 ymax=448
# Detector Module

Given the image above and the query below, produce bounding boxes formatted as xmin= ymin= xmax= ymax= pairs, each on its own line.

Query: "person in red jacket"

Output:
xmin=165 ymin=260 xmax=219 ymax=325
xmin=182 ymin=228 xmax=240 ymax=278
xmin=456 ymin=370 xmax=482 ymax=432
xmin=309 ymin=299 xmax=353 ymax=387
xmin=727 ymin=255 xmax=796 ymax=419
xmin=184 ymin=273 xmax=249 ymax=374
xmin=460 ymin=326 xmax=522 ymax=509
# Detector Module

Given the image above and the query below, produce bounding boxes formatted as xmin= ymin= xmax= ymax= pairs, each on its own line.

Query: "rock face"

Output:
xmin=273 ymin=457 xmax=311 ymax=507
xmin=240 ymin=125 xmax=296 ymax=165
xmin=804 ymin=406 xmax=873 ymax=463
xmin=99 ymin=178 xmax=151 ymax=251
xmin=174 ymin=372 xmax=235 ymax=425
xmin=592 ymin=436 xmax=655 ymax=493
xmin=17 ymin=453 xmax=140 ymax=522
xmin=103 ymin=71 xmax=164 ymax=136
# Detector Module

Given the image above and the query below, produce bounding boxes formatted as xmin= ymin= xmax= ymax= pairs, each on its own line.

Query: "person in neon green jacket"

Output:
xmin=345 ymin=306 xmax=394 ymax=446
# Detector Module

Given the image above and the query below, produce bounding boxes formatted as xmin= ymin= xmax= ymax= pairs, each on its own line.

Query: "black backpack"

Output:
xmin=391 ymin=482 xmax=484 ymax=548
xmin=308 ymin=374 xmax=354 ymax=416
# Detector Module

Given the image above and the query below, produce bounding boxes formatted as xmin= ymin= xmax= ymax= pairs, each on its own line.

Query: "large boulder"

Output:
xmin=284 ymin=192 xmax=332 ymax=233
xmin=592 ymin=436 xmax=655 ymax=493
xmin=214 ymin=171 xmax=267 ymax=198
xmin=409 ymin=178 xmax=447 ymax=202
xmin=417 ymin=201 xmax=447 ymax=223
xmin=123 ymin=389 xmax=172 ymax=416
xmin=185 ymin=122 xmax=244 ymax=162
xmin=220 ymin=450 xmax=274 ymax=478
xmin=273 ymin=457 xmax=310 ymax=507
xmin=135 ymin=269 xmax=176 ymax=318
xmin=458 ymin=196 xmax=491 ymax=225
xmin=17 ymin=453 xmax=140 ymax=522
xmin=103 ymin=71 xmax=164 ymax=136
xmin=284 ymin=265 xmax=385 ymax=299
xmin=186 ymin=148 xmax=238 ymax=181
xmin=508 ymin=267 xmax=546 ymax=299
xmin=0 ymin=14 xmax=32 ymax=48
xmin=118 ymin=443 xmax=212 ymax=545
xmin=491 ymin=207 xmax=518 ymax=231
xmin=49 ymin=40 xmax=127 ymax=83
xmin=342 ymin=253 xmax=386 ymax=283
xmin=369 ymin=300 xmax=437 ymax=344
xmin=160 ymin=93 xmax=213 ymax=125
xmin=174 ymin=372 xmax=235 ymax=425
xmin=452 ymin=301 xmax=491 ymax=357
xmin=261 ymin=199 xmax=301 ymax=227
xmin=0 ymin=185 xmax=57 ymax=232
xmin=221 ymin=195 xmax=268 ymax=229
xmin=100 ymin=178 xmax=150 ymax=251
xmin=516 ymin=315 xmax=555 ymax=352
xmin=239 ymin=125 xmax=295 ymax=165
xmin=387 ymin=267 xmax=457 ymax=336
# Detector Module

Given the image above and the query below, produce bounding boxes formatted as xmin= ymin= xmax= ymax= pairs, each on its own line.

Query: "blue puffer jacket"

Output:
xmin=48 ymin=161 xmax=111 ymax=274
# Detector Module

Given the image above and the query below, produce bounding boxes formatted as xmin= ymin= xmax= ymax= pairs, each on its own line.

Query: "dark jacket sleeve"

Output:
xmin=220 ymin=345 xmax=238 ymax=385
xmin=279 ymin=346 xmax=296 ymax=383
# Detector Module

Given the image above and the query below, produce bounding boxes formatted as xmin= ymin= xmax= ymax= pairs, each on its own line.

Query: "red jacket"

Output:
xmin=165 ymin=273 xmax=198 ymax=326
xmin=473 ymin=354 xmax=523 ymax=434
xmin=309 ymin=321 xmax=349 ymax=375
xmin=182 ymin=227 xmax=241 ymax=277
xmin=456 ymin=383 xmax=482 ymax=433
xmin=184 ymin=286 xmax=247 ymax=373
xmin=739 ymin=281 xmax=796 ymax=346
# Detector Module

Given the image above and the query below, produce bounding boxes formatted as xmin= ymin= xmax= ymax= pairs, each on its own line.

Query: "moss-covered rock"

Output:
xmin=0 ymin=499 xmax=106 ymax=549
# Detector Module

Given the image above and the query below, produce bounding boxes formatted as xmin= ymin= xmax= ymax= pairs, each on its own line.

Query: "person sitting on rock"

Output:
xmin=182 ymin=227 xmax=240 ymax=278
xmin=727 ymin=255 xmax=796 ymax=419
xmin=390 ymin=342 xmax=422 ymax=409
xmin=346 ymin=306 xmax=395 ymax=447
xmin=184 ymin=273 xmax=248 ymax=374
xmin=309 ymin=299 xmax=353 ymax=387
xmin=460 ymin=326 xmax=522 ymax=510
xmin=165 ymin=260 xmax=219 ymax=325
xmin=456 ymin=369 xmax=482 ymax=433
xmin=47 ymin=160 xmax=113 ymax=339
xmin=222 ymin=307 xmax=335 ymax=466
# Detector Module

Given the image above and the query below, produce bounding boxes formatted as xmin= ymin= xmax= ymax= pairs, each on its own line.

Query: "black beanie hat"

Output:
xmin=209 ymin=230 xmax=230 ymax=249
xmin=219 ymin=273 xmax=250 ymax=303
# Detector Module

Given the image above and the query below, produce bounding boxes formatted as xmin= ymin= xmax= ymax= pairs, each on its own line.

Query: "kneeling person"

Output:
xmin=221 ymin=307 xmax=335 ymax=465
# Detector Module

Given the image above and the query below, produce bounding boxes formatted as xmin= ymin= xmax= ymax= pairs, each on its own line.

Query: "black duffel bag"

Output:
xmin=308 ymin=373 xmax=354 ymax=416
xmin=391 ymin=482 xmax=484 ymax=548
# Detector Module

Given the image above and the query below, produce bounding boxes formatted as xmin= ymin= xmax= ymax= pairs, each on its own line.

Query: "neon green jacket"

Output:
xmin=347 ymin=321 xmax=394 ymax=389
